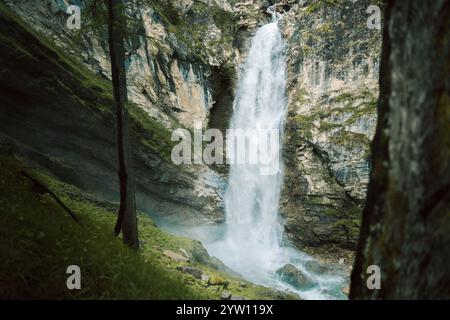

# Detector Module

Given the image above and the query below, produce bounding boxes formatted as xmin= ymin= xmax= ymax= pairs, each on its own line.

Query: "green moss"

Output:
xmin=331 ymin=218 xmax=361 ymax=240
xmin=344 ymin=101 xmax=377 ymax=125
xmin=306 ymin=0 xmax=344 ymax=14
xmin=316 ymin=22 xmax=335 ymax=35
xmin=1 ymin=3 xmax=176 ymax=161
xmin=331 ymin=92 xmax=356 ymax=104
xmin=148 ymin=0 xmax=182 ymax=26
xmin=128 ymin=103 xmax=175 ymax=160
xmin=190 ymin=1 xmax=236 ymax=32
xmin=330 ymin=130 xmax=370 ymax=147
xmin=301 ymin=0 xmax=381 ymax=72
xmin=319 ymin=121 xmax=341 ymax=132
xmin=321 ymin=205 xmax=361 ymax=244
xmin=330 ymin=89 xmax=377 ymax=116
xmin=293 ymin=87 xmax=311 ymax=106
xmin=146 ymin=0 xmax=236 ymax=65
xmin=293 ymin=115 xmax=315 ymax=140
xmin=0 ymin=1 xmax=112 ymax=105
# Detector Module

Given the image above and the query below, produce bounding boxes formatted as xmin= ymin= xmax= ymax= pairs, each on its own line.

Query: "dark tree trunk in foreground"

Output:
xmin=351 ymin=0 xmax=450 ymax=299
xmin=106 ymin=0 xmax=139 ymax=249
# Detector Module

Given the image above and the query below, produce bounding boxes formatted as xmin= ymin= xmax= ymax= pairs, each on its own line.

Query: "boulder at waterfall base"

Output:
xmin=276 ymin=264 xmax=317 ymax=290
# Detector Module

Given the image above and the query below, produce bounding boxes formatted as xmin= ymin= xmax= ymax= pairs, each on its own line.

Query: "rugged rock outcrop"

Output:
xmin=0 ymin=1 xmax=233 ymax=224
xmin=278 ymin=0 xmax=380 ymax=249
xmin=276 ymin=263 xmax=316 ymax=290
xmin=0 ymin=0 xmax=270 ymax=224
xmin=1 ymin=0 xmax=382 ymax=254
xmin=2 ymin=0 xmax=270 ymax=129
xmin=351 ymin=0 xmax=450 ymax=299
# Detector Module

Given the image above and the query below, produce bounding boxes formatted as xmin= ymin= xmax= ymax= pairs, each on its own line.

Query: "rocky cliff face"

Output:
xmin=278 ymin=0 xmax=380 ymax=250
xmin=3 ymin=0 xmax=271 ymax=129
xmin=1 ymin=0 xmax=381 ymax=252
xmin=351 ymin=0 xmax=450 ymax=299
xmin=0 ymin=0 xmax=268 ymax=225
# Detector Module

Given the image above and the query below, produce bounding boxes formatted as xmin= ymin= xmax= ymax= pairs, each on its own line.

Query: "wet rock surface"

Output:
xmin=276 ymin=264 xmax=317 ymax=290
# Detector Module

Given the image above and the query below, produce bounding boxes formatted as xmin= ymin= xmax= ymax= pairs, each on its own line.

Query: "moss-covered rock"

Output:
xmin=279 ymin=0 xmax=380 ymax=252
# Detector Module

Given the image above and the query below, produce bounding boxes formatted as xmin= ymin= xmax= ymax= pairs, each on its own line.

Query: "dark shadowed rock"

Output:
xmin=276 ymin=264 xmax=317 ymax=290
xmin=179 ymin=266 xmax=203 ymax=279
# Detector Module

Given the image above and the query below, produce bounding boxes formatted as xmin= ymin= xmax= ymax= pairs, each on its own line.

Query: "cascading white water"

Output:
xmin=216 ymin=19 xmax=287 ymax=275
xmin=205 ymin=18 xmax=348 ymax=300
xmin=160 ymin=14 xmax=348 ymax=299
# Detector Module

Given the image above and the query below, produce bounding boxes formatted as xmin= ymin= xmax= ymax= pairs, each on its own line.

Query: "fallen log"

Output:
xmin=20 ymin=171 xmax=81 ymax=225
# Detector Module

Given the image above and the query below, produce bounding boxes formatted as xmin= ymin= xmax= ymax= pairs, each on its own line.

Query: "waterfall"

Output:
xmin=161 ymin=18 xmax=348 ymax=299
xmin=204 ymin=19 xmax=347 ymax=300
xmin=207 ymin=19 xmax=293 ymax=285
xmin=220 ymin=20 xmax=287 ymax=274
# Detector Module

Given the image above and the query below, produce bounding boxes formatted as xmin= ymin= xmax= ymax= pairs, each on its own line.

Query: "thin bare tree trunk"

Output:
xmin=106 ymin=0 xmax=138 ymax=249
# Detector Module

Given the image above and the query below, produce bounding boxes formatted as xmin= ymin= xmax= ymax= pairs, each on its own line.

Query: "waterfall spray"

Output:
xmin=220 ymin=19 xmax=287 ymax=275
xmin=202 ymin=18 xmax=348 ymax=300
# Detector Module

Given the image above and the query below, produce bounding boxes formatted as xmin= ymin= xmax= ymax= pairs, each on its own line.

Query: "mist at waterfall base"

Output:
xmin=160 ymin=21 xmax=348 ymax=300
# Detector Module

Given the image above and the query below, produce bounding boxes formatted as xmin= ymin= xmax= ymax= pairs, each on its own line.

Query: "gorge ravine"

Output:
xmin=0 ymin=0 xmax=380 ymax=299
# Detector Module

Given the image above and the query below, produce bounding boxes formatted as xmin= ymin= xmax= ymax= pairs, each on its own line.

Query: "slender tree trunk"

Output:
xmin=106 ymin=0 xmax=139 ymax=249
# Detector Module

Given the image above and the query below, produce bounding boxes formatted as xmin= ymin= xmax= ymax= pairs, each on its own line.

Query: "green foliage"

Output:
xmin=329 ymin=130 xmax=370 ymax=148
xmin=292 ymin=115 xmax=315 ymax=140
xmin=128 ymin=103 xmax=175 ymax=160
xmin=0 ymin=155 xmax=204 ymax=299
xmin=331 ymin=218 xmax=361 ymax=241
xmin=147 ymin=0 xmax=182 ymax=26
xmin=306 ymin=0 xmax=344 ymax=14
xmin=0 ymin=156 xmax=296 ymax=299
xmin=292 ymin=87 xmax=377 ymax=143
xmin=322 ymin=205 xmax=362 ymax=245
xmin=318 ymin=121 xmax=341 ymax=132
xmin=145 ymin=0 xmax=237 ymax=65
xmin=301 ymin=0 xmax=381 ymax=71
xmin=190 ymin=1 xmax=237 ymax=33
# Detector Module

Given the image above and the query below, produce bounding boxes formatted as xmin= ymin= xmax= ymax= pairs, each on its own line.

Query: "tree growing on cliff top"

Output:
xmin=106 ymin=0 xmax=139 ymax=249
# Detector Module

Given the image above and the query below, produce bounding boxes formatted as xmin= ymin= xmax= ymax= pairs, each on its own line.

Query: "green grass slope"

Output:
xmin=0 ymin=155 xmax=204 ymax=299
xmin=0 ymin=155 xmax=297 ymax=299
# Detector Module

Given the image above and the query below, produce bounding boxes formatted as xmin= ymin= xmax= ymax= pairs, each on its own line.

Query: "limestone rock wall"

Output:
xmin=2 ymin=0 xmax=263 ymax=129
xmin=278 ymin=0 xmax=381 ymax=249
xmin=1 ymin=0 xmax=385 ymax=250
xmin=0 ymin=0 xmax=267 ymax=224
